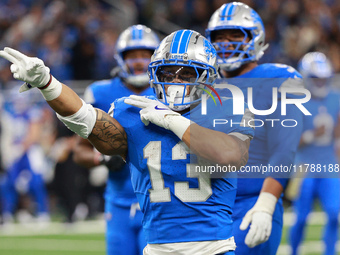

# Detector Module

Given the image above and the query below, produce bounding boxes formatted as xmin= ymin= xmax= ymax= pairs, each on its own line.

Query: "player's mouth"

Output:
xmin=133 ymin=67 xmax=146 ymax=75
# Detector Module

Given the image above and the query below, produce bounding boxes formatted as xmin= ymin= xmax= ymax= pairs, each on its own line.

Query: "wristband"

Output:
xmin=56 ymin=99 xmax=97 ymax=139
xmin=166 ymin=115 xmax=192 ymax=139
xmin=253 ymin=192 xmax=277 ymax=215
xmin=38 ymin=75 xmax=62 ymax=101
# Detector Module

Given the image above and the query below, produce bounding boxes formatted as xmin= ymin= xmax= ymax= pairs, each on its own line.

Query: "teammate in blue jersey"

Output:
xmin=206 ymin=2 xmax=304 ymax=254
xmin=0 ymin=29 xmax=255 ymax=254
xmin=73 ymin=25 xmax=159 ymax=255
xmin=289 ymin=52 xmax=340 ymax=255
xmin=0 ymin=90 xmax=50 ymax=225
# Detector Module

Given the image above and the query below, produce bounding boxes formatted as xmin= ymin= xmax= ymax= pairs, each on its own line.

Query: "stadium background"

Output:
xmin=0 ymin=0 xmax=339 ymax=254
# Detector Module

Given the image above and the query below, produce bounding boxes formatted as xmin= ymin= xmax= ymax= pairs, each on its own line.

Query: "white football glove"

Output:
xmin=239 ymin=192 xmax=277 ymax=248
xmin=124 ymin=95 xmax=180 ymax=127
xmin=124 ymin=95 xmax=191 ymax=139
xmin=0 ymin=47 xmax=62 ymax=100
xmin=0 ymin=47 xmax=50 ymax=91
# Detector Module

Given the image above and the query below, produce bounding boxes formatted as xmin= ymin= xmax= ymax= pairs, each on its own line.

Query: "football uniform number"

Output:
xmin=144 ymin=141 xmax=171 ymax=202
xmin=313 ymin=108 xmax=334 ymax=146
xmin=144 ymin=141 xmax=212 ymax=203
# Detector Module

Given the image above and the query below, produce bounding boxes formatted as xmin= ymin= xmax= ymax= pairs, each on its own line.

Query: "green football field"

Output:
xmin=0 ymin=220 xmax=106 ymax=255
xmin=0 ymin=212 xmax=338 ymax=255
xmin=0 ymin=234 xmax=105 ymax=255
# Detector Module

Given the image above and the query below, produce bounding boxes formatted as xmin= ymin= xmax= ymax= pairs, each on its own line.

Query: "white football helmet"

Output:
xmin=149 ymin=29 xmax=218 ymax=111
xmin=206 ymin=2 xmax=268 ymax=71
xmin=114 ymin=24 xmax=160 ymax=87
xmin=298 ymin=52 xmax=333 ymax=98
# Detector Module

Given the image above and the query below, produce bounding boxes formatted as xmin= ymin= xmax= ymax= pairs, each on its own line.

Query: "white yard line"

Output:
xmin=1 ymin=211 xmax=338 ymax=255
xmin=0 ymin=211 xmax=328 ymax=237
xmin=0 ymin=220 xmax=105 ymax=236
xmin=283 ymin=211 xmax=327 ymax=226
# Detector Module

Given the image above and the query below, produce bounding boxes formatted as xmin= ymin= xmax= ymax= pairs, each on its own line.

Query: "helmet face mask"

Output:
xmin=148 ymin=30 xmax=218 ymax=111
xmin=298 ymin=52 xmax=333 ymax=98
xmin=114 ymin=25 xmax=160 ymax=87
xmin=206 ymin=2 xmax=268 ymax=71
xmin=210 ymin=28 xmax=254 ymax=71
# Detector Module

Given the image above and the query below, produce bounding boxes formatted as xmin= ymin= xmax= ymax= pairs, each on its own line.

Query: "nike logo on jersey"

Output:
xmin=155 ymin=105 xmax=169 ymax=110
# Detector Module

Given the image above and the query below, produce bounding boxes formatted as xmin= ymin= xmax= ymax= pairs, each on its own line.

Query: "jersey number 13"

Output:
xmin=144 ymin=141 xmax=212 ymax=203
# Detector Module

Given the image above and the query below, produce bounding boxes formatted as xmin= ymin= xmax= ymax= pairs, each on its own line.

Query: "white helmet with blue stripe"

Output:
xmin=114 ymin=24 xmax=160 ymax=87
xmin=206 ymin=2 xmax=268 ymax=71
xmin=149 ymin=29 xmax=218 ymax=111
xmin=298 ymin=52 xmax=333 ymax=98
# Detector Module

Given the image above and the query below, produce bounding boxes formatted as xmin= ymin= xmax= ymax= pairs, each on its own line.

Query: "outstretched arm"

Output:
xmin=0 ymin=47 xmax=127 ymax=157
xmin=87 ymin=109 xmax=127 ymax=157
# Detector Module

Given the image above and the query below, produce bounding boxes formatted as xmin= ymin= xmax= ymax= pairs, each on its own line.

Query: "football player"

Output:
xmin=0 ymin=29 xmax=254 ymax=255
xmin=206 ymin=2 xmax=304 ymax=254
xmin=289 ymin=52 xmax=340 ymax=255
xmin=1 ymin=90 xmax=50 ymax=225
xmin=72 ymin=24 xmax=159 ymax=255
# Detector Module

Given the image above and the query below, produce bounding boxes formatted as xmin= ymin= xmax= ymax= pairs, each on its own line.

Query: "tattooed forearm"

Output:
xmin=88 ymin=109 xmax=127 ymax=156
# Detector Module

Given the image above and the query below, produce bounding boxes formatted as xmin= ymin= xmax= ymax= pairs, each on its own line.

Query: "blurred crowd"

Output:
xmin=0 ymin=0 xmax=339 ymax=84
xmin=0 ymin=0 xmax=339 ymax=223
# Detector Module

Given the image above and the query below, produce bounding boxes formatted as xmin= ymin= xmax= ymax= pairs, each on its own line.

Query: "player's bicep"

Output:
xmin=88 ymin=108 xmax=127 ymax=158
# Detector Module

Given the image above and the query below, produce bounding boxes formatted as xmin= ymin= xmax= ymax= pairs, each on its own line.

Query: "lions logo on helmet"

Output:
xmin=298 ymin=52 xmax=333 ymax=98
xmin=203 ymin=39 xmax=217 ymax=62
xmin=114 ymin=24 xmax=160 ymax=87
xmin=206 ymin=2 xmax=268 ymax=71
xmin=148 ymin=30 xmax=218 ymax=111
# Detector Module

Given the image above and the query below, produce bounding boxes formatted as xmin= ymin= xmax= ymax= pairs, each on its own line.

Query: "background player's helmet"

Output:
xmin=114 ymin=24 xmax=160 ymax=87
xmin=149 ymin=29 xmax=218 ymax=111
xmin=206 ymin=2 xmax=268 ymax=71
xmin=298 ymin=52 xmax=333 ymax=98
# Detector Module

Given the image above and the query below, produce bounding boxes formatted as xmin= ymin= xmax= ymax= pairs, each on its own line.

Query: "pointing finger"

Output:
xmin=4 ymin=47 xmax=29 ymax=62
xmin=129 ymin=95 xmax=154 ymax=103
xmin=124 ymin=98 xmax=149 ymax=109
xmin=0 ymin=50 xmax=20 ymax=65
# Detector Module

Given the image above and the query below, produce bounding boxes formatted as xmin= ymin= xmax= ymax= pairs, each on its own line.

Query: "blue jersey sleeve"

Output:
xmin=83 ymin=80 xmax=112 ymax=105
xmin=109 ymin=97 xmax=128 ymax=119
xmin=266 ymin=102 xmax=303 ymax=188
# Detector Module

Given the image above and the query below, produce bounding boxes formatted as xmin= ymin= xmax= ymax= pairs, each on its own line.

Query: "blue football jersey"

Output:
xmin=296 ymin=91 xmax=340 ymax=167
xmin=84 ymin=77 xmax=154 ymax=207
xmin=112 ymin=95 xmax=254 ymax=244
xmin=216 ymin=63 xmax=304 ymax=201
